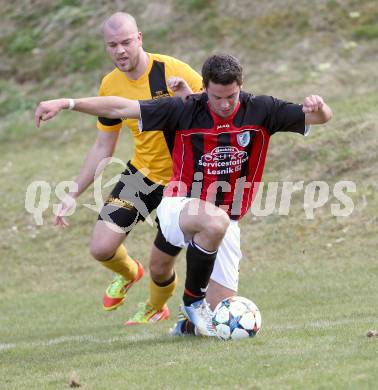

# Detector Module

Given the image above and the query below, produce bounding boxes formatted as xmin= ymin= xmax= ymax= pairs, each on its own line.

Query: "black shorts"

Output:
xmin=98 ymin=161 xmax=164 ymax=233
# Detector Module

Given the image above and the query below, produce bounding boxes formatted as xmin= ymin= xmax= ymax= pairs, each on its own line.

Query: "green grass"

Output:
xmin=1 ymin=207 xmax=377 ymax=388
xmin=1 ymin=0 xmax=378 ymax=388
xmin=354 ymin=24 xmax=378 ymax=40
xmin=1 ymin=91 xmax=377 ymax=388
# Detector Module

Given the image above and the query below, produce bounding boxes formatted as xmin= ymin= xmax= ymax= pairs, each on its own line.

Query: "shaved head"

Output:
xmin=102 ymin=12 xmax=147 ymax=77
xmin=102 ymin=12 xmax=139 ymax=35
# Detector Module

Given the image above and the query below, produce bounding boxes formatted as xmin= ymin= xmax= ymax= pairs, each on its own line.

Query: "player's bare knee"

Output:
xmin=89 ymin=242 xmax=114 ymax=261
xmin=149 ymin=261 xmax=173 ymax=282
xmin=203 ymin=213 xmax=230 ymax=242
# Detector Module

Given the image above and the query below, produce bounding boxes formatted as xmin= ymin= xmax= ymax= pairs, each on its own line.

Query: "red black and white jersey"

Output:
xmin=139 ymin=91 xmax=306 ymax=220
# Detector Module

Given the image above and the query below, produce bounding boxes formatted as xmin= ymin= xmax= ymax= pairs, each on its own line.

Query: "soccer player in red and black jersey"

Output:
xmin=35 ymin=54 xmax=332 ymax=336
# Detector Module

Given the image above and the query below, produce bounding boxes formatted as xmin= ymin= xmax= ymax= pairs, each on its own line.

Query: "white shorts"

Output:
xmin=156 ymin=197 xmax=242 ymax=291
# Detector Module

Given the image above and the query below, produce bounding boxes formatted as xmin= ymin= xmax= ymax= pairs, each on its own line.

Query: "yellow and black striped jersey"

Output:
xmin=97 ymin=52 xmax=202 ymax=184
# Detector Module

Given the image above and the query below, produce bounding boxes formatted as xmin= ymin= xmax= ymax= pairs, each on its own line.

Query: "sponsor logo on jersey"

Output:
xmin=152 ymin=90 xmax=170 ymax=99
xmin=198 ymin=146 xmax=248 ymax=175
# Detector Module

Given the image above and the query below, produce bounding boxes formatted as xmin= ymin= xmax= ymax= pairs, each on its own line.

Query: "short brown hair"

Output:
xmin=202 ymin=54 xmax=243 ymax=88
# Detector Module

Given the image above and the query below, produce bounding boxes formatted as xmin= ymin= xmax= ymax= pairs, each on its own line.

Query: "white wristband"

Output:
xmin=67 ymin=98 xmax=75 ymax=110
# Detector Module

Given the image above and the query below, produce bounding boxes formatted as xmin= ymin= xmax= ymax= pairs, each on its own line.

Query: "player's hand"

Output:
xmin=167 ymin=77 xmax=193 ymax=102
xmin=35 ymin=99 xmax=68 ymax=128
xmin=53 ymin=195 xmax=77 ymax=228
xmin=167 ymin=76 xmax=191 ymax=92
xmin=302 ymin=95 xmax=325 ymax=114
xmin=167 ymin=76 xmax=194 ymax=94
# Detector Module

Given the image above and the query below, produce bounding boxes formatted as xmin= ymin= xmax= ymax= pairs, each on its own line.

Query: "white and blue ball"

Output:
xmin=212 ymin=296 xmax=261 ymax=340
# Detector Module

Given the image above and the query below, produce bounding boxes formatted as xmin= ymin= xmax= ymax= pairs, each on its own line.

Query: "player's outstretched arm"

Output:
xmin=303 ymin=95 xmax=333 ymax=125
xmin=35 ymin=96 xmax=140 ymax=127
xmin=167 ymin=76 xmax=193 ymax=101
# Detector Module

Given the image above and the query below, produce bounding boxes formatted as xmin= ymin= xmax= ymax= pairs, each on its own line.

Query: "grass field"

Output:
xmin=1 ymin=1 xmax=378 ymax=389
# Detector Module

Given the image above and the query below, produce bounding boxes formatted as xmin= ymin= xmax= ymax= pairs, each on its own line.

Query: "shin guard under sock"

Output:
xmin=183 ymin=240 xmax=217 ymax=306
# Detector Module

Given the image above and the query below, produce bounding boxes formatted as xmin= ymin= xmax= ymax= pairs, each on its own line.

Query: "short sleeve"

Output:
xmin=96 ymin=80 xmax=122 ymax=132
xmin=261 ymin=96 xmax=306 ymax=136
xmin=165 ymin=57 xmax=203 ymax=94
xmin=139 ymin=97 xmax=184 ymax=132
xmin=176 ymin=62 xmax=203 ymax=93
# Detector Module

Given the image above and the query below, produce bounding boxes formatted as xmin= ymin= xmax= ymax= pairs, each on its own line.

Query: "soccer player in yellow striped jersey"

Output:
xmin=97 ymin=52 xmax=201 ymax=185
xmin=52 ymin=12 xmax=238 ymax=327
xmin=53 ymin=12 xmax=201 ymax=324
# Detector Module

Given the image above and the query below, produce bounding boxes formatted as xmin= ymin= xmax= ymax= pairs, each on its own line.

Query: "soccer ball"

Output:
xmin=212 ymin=296 xmax=261 ymax=341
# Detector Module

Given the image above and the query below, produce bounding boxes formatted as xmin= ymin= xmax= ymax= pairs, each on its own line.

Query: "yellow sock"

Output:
xmin=148 ymin=273 xmax=177 ymax=310
xmin=101 ymin=244 xmax=138 ymax=281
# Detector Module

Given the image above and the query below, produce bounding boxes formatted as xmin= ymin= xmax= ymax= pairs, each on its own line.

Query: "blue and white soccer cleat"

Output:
xmin=181 ymin=299 xmax=216 ymax=337
xmin=169 ymin=308 xmax=186 ymax=336
xmin=169 ymin=307 xmax=198 ymax=336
